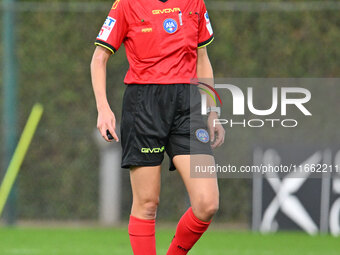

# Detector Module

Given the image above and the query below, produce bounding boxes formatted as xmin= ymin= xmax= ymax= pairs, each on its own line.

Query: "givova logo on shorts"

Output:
xmin=141 ymin=146 xmax=165 ymax=153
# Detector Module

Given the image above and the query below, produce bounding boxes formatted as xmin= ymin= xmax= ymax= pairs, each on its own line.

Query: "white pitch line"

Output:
xmin=4 ymin=249 xmax=41 ymax=254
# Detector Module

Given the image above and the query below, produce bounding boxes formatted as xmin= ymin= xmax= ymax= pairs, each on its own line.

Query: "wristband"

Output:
xmin=207 ymin=106 xmax=221 ymax=117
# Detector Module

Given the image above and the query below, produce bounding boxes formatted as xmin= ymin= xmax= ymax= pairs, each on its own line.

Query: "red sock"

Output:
xmin=128 ymin=215 xmax=156 ymax=255
xmin=166 ymin=207 xmax=211 ymax=255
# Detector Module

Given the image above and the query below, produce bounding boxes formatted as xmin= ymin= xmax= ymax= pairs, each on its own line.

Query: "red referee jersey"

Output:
xmin=95 ymin=0 xmax=214 ymax=84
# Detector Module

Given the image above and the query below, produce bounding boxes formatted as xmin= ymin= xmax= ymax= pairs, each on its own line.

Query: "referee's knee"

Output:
xmin=193 ymin=197 xmax=219 ymax=222
xmin=133 ymin=198 xmax=159 ymax=219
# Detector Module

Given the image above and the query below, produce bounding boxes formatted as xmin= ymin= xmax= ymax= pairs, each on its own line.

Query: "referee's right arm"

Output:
xmin=91 ymin=1 xmax=127 ymax=142
xmin=90 ymin=46 xmax=119 ymax=142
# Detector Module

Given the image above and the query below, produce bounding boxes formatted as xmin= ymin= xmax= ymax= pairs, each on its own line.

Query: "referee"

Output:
xmin=90 ymin=0 xmax=225 ymax=254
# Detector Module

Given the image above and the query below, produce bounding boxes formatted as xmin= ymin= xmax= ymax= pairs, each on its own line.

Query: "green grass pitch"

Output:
xmin=0 ymin=227 xmax=339 ymax=255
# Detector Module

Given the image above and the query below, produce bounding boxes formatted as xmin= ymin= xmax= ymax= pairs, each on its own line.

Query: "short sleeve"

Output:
xmin=95 ymin=0 xmax=128 ymax=54
xmin=197 ymin=0 xmax=214 ymax=48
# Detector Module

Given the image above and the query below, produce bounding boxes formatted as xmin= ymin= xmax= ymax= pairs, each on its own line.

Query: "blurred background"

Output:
xmin=0 ymin=0 xmax=339 ymax=238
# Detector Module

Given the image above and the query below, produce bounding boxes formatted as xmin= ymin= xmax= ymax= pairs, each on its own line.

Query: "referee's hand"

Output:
xmin=208 ymin=112 xmax=225 ymax=149
xmin=97 ymin=107 xmax=119 ymax=142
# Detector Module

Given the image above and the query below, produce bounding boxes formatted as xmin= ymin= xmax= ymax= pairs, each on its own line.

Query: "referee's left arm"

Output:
xmin=197 ymin=47 xmax=225 ymax=148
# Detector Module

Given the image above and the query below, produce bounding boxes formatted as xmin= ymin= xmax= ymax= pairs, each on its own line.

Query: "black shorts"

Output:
xmin=120 ymin=84 xmax=212 ymax=170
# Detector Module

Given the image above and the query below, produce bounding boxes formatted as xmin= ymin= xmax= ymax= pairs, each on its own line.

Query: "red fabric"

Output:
xmin=95 ymin=0 xmax=214 ymax=84
xmin=166 ymin=207 xmax=211 ymax=255
xmin=128 ymin=215 xmax=156 ymax=255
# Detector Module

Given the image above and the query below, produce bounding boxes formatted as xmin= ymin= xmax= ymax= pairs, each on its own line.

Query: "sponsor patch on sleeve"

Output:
xmin=97 ymin=16 xmax=116 ymax=41
xmin=204 ymin=11 xmax=213 ymax=36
